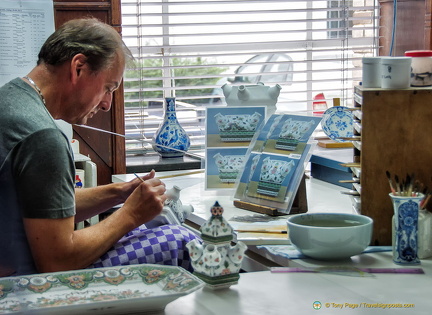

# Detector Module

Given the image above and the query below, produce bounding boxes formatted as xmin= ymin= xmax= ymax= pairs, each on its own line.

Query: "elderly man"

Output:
xmin=0 ymin=18 xmax=197 ymax=277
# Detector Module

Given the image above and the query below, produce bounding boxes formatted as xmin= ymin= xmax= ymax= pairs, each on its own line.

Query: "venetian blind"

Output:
xmin=121 ymin=0 xmax=379 ymax=156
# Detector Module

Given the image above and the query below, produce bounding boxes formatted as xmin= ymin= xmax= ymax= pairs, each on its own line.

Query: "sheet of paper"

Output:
xmin=229 ymin=216 xmax=291 ymax=245
xmin=234 ymin=232 xmax=291 ymax=245
xmin=256 ymin=245 xmax=393 ymax=259
xmin=0 ymin=0 xmax=54 ymax=86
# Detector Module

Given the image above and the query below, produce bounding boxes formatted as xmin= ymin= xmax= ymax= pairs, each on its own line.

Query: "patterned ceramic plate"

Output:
xmin=321 ymin=106 xmax=354 ymax=142
xmin=0 ymin=264 xmax=204 ymax=314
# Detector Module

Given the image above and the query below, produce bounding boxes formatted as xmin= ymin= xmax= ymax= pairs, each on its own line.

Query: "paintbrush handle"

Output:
xmin=236 ymin=229 xmax=287 ymax=234
xmin=340 ymin=190 xmax=360 ymax=196
xmin=74 ymin=124 xmax=204 ymax=159
xmin=133 ymin=173 xmax=146 ymax=183
xmin=339 ymin=179 xmax=360 ymax=183
xmin=340 ymin=163 xmax=361 ymax=168
xmin=158 ymin=170 xmax=204 ymax=179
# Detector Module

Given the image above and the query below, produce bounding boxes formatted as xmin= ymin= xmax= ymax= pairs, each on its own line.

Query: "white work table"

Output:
xmin=112 ymin=169 xmax=354 ymax=224
xmin=163 ymin=256 xmax=431 ymax=315
xmin=113 ymin=171 xmax=431 ymax=314
xmin=113 ymin=170 xmax=354 ymax=269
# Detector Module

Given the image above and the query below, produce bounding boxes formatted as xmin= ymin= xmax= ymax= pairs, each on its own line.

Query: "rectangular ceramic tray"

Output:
xmin=0 ymin=264 xmax=204 ymax=314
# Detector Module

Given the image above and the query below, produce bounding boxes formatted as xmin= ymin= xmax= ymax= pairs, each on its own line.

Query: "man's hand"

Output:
xmin=118 ymin=170 xmax=157 ymax=203
xmin=121 ymin=176 xmax=168 ymax=225
xmin=24 ymin=170 xmax=168 ymax=273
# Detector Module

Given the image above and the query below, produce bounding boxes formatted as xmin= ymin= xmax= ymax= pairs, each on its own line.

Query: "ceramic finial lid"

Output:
xmin=200 ymin=201 xmax=233 ymax=243
xmin=210 ymin=201 xmax=224 ymax=216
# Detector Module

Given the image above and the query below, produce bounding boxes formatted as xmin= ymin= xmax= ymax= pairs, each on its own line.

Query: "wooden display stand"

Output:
xmin=353 ymin=86 xmax=432 ymax=245
xmin=233 ymin=174 xmax=308 ymax=216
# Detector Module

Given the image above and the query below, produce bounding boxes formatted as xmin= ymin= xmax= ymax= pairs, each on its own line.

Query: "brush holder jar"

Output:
xmin=390 ymin=193 xmax=423 ymax=265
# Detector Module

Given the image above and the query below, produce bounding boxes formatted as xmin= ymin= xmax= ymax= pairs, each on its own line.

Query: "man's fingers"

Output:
xmin=141 ymin=169 xmax=156 ymax=180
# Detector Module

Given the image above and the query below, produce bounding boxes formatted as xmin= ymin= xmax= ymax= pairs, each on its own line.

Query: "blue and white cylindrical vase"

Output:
xmin=153 ymin=97 xmax=191 ymax=158
xmin=390 ymin=193 xmax=424 ymax=265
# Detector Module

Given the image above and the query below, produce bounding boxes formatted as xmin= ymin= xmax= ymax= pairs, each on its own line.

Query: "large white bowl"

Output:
xmin=287 ymin=213 xmax=373 ymax=260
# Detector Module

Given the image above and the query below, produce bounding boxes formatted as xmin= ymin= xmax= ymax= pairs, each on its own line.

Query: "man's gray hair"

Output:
xmin=37 ymin=18 xmax=132 ymax=72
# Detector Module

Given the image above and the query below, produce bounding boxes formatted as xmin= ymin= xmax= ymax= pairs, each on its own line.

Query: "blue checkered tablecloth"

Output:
xmin=88 ymin=224 xmax=200 ymax=272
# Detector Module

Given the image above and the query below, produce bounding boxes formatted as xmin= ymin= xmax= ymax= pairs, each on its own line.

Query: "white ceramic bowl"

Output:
xmin=287 ymin=213 xmax=373 ymax=260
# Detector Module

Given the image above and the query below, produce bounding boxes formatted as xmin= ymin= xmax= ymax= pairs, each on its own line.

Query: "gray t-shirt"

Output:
xmin=0 ymin=78 xmax=75 ymax=275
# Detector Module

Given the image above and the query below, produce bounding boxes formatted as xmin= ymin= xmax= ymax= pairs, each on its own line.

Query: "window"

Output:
xmin=121 ymin=0 xmax=379 ymax=158
xmin=327 ymin=0 xmax=353 ymax=39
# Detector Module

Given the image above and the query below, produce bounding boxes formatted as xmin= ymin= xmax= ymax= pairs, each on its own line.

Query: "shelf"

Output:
xmin=126 ymin=153 xmax=203 ymax=173
xmin=309 ymin=146 xmax=353 ymax=189
xmin=73 ymin=153 xmax=91 ymax=162
xmin=353 ymin=85 xmax=432 ymax=245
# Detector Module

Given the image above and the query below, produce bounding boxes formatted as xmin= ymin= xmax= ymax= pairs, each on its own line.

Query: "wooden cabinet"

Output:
xmin=352 ymin=86 xmax=432 ymax=245
xmin=379 ymin=0 xmax=432 ymax=54
xmin=53 ymin=0 xmax=125 ymax=185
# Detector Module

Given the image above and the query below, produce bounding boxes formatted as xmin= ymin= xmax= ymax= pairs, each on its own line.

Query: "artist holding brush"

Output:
xmin=0 ymin=18 xmax=198 ymax=277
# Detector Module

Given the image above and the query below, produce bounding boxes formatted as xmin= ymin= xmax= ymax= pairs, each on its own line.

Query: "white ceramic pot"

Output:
xmin=381 ymin=57 xmax=412 ymax=89
xmin=405 ymin=50 xmax=432 ymax=86
xmin=362 ymin=57 xmax=382 ymax=88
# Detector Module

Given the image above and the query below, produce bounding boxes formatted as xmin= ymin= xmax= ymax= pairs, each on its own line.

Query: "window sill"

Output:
xmin=126 ymin=154 xmax=203 ymax=174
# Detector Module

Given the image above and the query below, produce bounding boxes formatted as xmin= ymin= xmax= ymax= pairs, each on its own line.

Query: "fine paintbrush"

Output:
xmin=340 ymin=162 xmax=361 ymax=168
xmin=387 ymin=171 xmax=428 ymax=198
xmin=73 ymin=124 xmax=204 ymax=160
xmin=406 ymin=173 xmax=413 ymax=197
xmin=340 ymin=190 xmax=360 ymax=196
xmin=339 ymin=178 xmax=360 ymax=183
xmin=420 ymin=194 xmax=430 ymax=210
xmin=385 ymin=171 xmax=396 ymax=195
xmin=133 ymin=173 xmax=146 ymax=183
xmin=133 ymin=170 xmax=205 ymax=180
xmin=235 ymin=229 xmax=287 ymax=234
xmin=394 ymin=175 xmax=401 ymax=195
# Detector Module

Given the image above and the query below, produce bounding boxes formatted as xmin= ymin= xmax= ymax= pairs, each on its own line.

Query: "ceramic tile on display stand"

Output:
xmin=204 ymin=106 xmax=266 ymax=190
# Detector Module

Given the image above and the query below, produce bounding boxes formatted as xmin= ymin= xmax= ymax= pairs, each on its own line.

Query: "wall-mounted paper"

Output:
xmin=0 ymin=0 xmax=55 ymax=87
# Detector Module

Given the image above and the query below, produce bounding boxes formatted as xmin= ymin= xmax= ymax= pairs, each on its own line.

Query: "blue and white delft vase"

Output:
xmin=153 ymin=97 xmax=191 ymax=158
xmin=390 ymin=193 xmax=424 ymax=265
